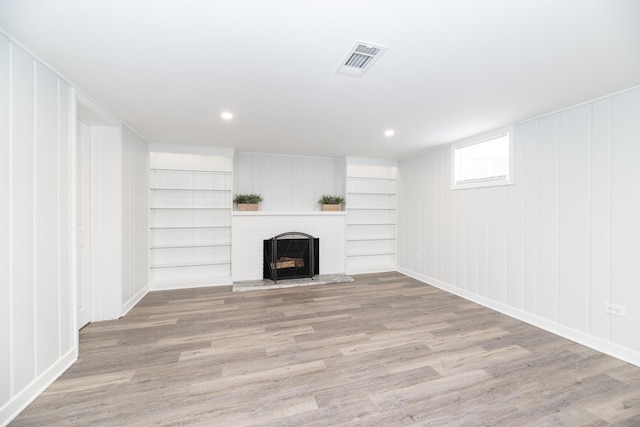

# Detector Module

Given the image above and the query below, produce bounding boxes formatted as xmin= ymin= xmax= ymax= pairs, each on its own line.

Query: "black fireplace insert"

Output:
xmin=263 ymin=232 xmax=319 ymax=282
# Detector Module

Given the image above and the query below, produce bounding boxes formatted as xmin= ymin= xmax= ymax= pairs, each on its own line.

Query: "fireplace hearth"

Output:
xmin=263 ymin=232 xmax=319 ymax=282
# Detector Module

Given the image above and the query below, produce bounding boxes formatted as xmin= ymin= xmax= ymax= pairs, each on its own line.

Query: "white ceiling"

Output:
xmin=1 ymin=0 xmax=639 ymax=159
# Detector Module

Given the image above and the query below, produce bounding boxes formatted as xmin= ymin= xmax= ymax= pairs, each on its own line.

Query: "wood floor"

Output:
xmin=12 ymin=272 xmax=640 ymax=426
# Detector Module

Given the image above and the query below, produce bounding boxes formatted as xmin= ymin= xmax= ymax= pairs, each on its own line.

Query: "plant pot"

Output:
xmin=237 ymin=203 xmax=259 ymax=211
xmin=322 ymin=204 xmax=341 ymax=211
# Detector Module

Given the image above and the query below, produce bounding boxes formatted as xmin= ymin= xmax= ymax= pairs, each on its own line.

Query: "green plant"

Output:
xmin=318 ymin=195 xmax=344 ymax=205
xmin=234 ymin=194 xmax=263 ymax=204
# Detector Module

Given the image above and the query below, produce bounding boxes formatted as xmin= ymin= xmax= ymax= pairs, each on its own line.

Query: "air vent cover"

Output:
xmin=335 ymin=41 xmax=388 ymax=77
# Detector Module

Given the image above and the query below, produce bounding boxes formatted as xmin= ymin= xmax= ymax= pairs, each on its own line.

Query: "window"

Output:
xmin=451 ymin=132 xmax=513 ymax=189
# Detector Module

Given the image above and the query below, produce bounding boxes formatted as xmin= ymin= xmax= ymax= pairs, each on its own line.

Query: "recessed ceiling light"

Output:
xmin=221 ymin=111 xmax=233 ymax=120
xmin=384 ymin=129 xmax=395 ymax=137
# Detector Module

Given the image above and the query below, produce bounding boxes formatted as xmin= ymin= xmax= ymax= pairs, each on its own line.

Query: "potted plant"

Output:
xmin=234 ymin=194 xmax=263 ymax=211
xmin=319 ymin=195 xmax=344 ymax=211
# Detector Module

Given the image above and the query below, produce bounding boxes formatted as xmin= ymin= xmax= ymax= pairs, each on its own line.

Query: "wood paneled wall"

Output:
xmin=0 ymin=34 xmax=151 ymax=425
xmin=122 ymin=126 xmax=149 ymax=311
xmin=234 ymin=152 xmax=341 ymax=211
xmin=398 ymin=87 xmax=640 ymax=365
xmin=0 ymin=35 xmax=76 ymax=423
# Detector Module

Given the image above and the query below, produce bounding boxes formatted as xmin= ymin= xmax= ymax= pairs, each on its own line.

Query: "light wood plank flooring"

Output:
xmin=12 ymin=272 xmax=640 ymax=426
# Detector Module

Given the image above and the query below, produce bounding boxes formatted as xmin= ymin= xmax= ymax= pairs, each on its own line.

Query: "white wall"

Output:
xmin=398 ymin=87 xmax=640 ymax=366
xmin=0 ymin=35 xmax=76 ymax=423
xmin=234 ymin=152 xmax=342 ymax=211
xmin=90 ymin=125 xmax=124 ymax=321
xmin=76 ymin=97 xmax=151 ymax=321
xmin=122 ymin=126 xmax=149 ymax=312
xmin=1 ymin=34 xmax=151 ymax=424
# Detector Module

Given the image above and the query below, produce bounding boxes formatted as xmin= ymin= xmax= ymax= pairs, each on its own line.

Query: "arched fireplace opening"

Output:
xmin=263 ymin=232 xmax=319 ymax=282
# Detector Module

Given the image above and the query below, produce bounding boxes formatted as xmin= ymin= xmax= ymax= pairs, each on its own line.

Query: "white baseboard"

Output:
xmin=121 ymin=285 xmax=149 ymax=316
xmin=0 ymin=347 xmax=77 ymax=426
xmin=397 ymin=267 xmax=640 ymax=368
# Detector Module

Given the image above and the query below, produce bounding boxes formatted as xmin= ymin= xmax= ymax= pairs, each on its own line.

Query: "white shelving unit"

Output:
xmin=346 ymin=164 xmax=397 ymax=274
xmin=149 ymin=153 xmax=233 ymax=288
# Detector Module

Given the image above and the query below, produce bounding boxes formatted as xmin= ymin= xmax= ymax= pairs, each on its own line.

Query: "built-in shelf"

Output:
xmin=149 ymin=152 xmax=233 ymax=285
xmin=151 ymin=168 xmax=231 ymax=175
xmin=150 ymin=188 xmax=230 ymax=192
xmin=346 ymin=252 xmax=395 ymax=257
xmin=151 ymin=261 xmax=231 ymax=269
xmin=347 ymin=176 xmax=396 ymax=181
xmin=346 ymin=165 xmax=397 ymax=274
xmin=150 ymin=207 xmax=230 ymax=210
xmin=151 ymin=244 xmax=231 ymax=249
xmin=150 ymin=226 xmax=230 ymax=230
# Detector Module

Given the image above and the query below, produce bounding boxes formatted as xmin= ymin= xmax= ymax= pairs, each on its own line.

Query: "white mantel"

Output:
xmin=231 ymin=211 xmax=346 ymax=281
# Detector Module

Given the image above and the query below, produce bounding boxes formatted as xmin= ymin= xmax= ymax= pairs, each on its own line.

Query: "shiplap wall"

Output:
xmin=398 ymin=87 xmax=640 ymax=365
xmin=122 ymin=126 xmax=149 ymax=310
xmin=1 ymin=34 xmax=151 ymax=424
xmin=0 ymin=35 xmax=76 ymax=423
xmin=234 ymin=152 xmax=341 ymax=211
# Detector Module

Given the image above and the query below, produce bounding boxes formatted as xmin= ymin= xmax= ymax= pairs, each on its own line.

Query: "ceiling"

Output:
xmin=1 ymin=0 xmax=639 ymax=159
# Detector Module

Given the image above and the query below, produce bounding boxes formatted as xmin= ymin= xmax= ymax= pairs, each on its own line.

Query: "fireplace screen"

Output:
xmin=263 ymin=232 xmax=319 ymax=282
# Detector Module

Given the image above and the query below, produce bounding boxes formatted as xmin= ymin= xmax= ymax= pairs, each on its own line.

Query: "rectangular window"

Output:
xmin=452 ymin=132 xmax=513 ymax=189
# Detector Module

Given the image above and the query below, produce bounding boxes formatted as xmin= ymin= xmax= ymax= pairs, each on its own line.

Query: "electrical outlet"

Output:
xmin=604 ymin=302 xmax=626 ymax=317
xmin=415 ymin=254 xmax=422 ymax=261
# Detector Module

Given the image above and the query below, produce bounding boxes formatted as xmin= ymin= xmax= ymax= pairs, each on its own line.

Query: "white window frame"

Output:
xmin=451 ymin=129 xmax=514 ymax=190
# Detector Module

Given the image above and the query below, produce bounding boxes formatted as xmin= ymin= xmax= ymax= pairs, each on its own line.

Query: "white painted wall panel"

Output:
xmin=487 ymin=187 xmax=507 ymax=303
xmin=396 ymin=160 xmax=408 ymax=268
xmin=418 ymin=156 xmax=427 ymax=277
xmin=536 ymin=114 xmax=560 ymax=321
xmin=506 ymin=124 xmax=525 ymax=309
xmin=234 ymin=152 xmax=341 ymax=211
xmin=10 ymin=44 xmax=36 ymax=393
xmin=522 ymin=121 xmax=539 ymax=314
xmin=453 ymin=191 xmax=466 ymax=289
xmin=91 ymin=126 xmax=123 ymax=320
xmin=0 ymin=34 xmax=9 ymax=405
xmin=610 ymin=89 xmax=640 ymax=351
xmin=441 ymin=150 xmax=455 ymax=286
xmin=133 ymin=131 xmax=149 ymax=300
xmin=435 ymin=153 xmax=445 ymax=281
xmin=558 ymin=105 xmax=591 ymax=332
xmin=425 ymin=154 xmax=438 ymax=276
xmin=122 ymin=129 xmax=132 ymax=303
xmin=34 ymin=63 xmax=60 ymax=374
xmin=476 ymin=188 xmax=489 ymax=297
xmin=589 ymin=98 xmax=612 ymax=340
xmin=465 ymin=190 xmax=479 ymax=294
xmin=57 ymin=80 xmax=72 ymax=355
xmin=1 ymin=38 xmax=76 ymax=425
xmin=121 ymin=125 xmax=149 ymax=308
xmin=398 ymin=86 xmax=640 ymax=366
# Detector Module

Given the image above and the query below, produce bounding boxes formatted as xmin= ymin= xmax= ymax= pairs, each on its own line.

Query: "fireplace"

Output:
xmin=263 ymin=232 xmax=319 ymax=282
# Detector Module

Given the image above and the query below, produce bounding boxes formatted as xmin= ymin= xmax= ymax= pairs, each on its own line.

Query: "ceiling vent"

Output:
xmin=335 ymin=41 xmax=388 ymax=78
